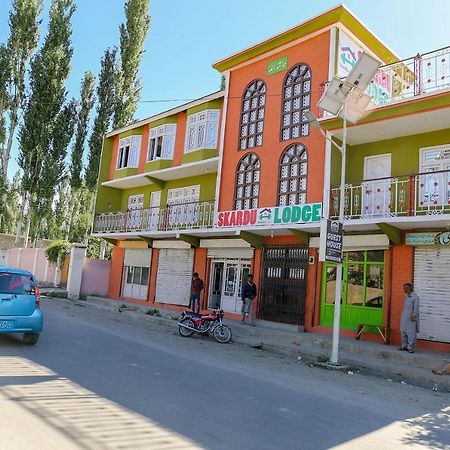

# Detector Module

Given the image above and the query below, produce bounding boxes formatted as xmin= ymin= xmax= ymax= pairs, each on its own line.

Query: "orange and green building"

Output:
xmin=93 ymin=5 xmax=450 ymax=352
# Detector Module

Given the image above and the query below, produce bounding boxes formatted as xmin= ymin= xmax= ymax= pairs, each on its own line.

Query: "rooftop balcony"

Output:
xmin=329 ymin=169 xmax=450 ymax=226
xmin=94 ymin=200 xmax=215 ymax=235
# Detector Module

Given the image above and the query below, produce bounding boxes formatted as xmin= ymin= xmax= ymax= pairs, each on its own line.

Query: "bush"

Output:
xmin=45 ymin=241 xmax=71 ymax=267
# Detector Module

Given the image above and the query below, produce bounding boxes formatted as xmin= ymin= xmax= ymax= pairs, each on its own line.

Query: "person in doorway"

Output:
xmin=399 ymin=283 xmax=420 ymax=353
xmin=432 ymin=361 xmax=450 ymax=375
xmin=190 ymin=272 xmax=203 ymax=315
xmin=241 ymin=274 xmax=257 ymax=326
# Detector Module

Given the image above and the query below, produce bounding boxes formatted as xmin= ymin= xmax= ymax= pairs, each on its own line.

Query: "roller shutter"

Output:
xmin=155 ymin=249 xmax=194 ymax=306
xmin=414 ymin=247 xmax=450 ymax=343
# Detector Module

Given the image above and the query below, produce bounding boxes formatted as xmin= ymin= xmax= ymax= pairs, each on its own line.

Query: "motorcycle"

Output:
xmin=178 ymin=309 xmax=232 ymax=343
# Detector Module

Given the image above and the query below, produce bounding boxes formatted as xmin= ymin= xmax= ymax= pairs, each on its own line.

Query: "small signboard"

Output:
xmin=267 ymin=56 xmax=288 ymax=76
xmin=319 ymin=219 xmax=343 ymax=263
xmin=405 ymin=231 xmax=450 ymax=246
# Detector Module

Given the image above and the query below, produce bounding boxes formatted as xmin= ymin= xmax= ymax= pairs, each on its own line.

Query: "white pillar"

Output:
xmin=67 ymin=245 xmax=87 ymax=300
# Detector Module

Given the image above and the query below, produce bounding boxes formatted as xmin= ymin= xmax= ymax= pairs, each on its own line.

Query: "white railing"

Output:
xmin=330 ymin=169 xmax=450 ymax=220
xmin=319 ymin=45 xmax=450 ymax=113
xmin=94 ymin=200 xmax=215 ymax=234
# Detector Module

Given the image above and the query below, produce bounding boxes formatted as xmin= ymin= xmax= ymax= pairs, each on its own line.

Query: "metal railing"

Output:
xmin=319 ymin=45 xmax=450 ymax=115
xmin=94 ymin=200 xmax=215 ymax=234
xmin=330 ymin=169 xmax=450 ymax=220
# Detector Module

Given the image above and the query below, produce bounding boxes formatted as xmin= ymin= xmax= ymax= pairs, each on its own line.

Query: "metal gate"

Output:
xmin=258 ymin=245 xmax=308 ymax=325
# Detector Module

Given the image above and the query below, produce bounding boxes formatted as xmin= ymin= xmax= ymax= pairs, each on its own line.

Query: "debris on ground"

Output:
xmin=291 ymin=339 xmax=301 ymax=346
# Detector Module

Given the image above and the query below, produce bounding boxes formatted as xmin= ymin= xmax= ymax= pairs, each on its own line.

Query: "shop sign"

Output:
xmin=267 ymin=56 xmax=288 ymax=76
xmin=405 ymin=231 xmax=450 ymax=246
xmin=217 ymin=203 xmax=322 ymax=228
xmin=319 ymin=219 xmax=343 ymax=263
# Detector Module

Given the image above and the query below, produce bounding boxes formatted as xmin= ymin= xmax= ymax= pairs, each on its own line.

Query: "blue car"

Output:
xmin=0 ymin=267 xmax=43 ymax=345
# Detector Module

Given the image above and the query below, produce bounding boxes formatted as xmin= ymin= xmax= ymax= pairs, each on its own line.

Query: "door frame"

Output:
xmin=363 ymin=153 xmax=392 ymax=217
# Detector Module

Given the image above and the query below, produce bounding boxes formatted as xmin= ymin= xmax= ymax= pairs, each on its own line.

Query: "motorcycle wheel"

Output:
xmin=213 ymin=325 xmax=232 ymax=343
xmin=178 ymin=319 xmax=195 ymax=337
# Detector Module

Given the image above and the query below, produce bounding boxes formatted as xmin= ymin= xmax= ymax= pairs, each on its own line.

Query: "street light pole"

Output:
xmin=330 ymin=101 xmax=347 ymax=365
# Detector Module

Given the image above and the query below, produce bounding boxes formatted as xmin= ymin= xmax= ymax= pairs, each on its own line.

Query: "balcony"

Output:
xmin=94 ymin=200 xmax=215 ymax=234
xmin=330 ymin=169 xmax=450 ymax=221
xmin=319 ymin=45 xmax=450 ymax=116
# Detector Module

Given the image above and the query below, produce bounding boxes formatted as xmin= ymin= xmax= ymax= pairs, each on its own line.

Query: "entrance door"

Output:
xmin=209 ymin=260 xmax=250 ymax=314
xmin=148 ymin=191 xmax=161 ymax=230
xmin=363 ymin=154 xmax=391 ymax=217
xmin=127 ymin=194 xmax=144 ymax=229
xmin=258 ymin=245 xmax=308 ymax=325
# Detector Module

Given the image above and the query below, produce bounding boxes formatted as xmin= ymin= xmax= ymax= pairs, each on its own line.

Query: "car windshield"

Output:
xmin=0 ymin=272 xmax=35 ymax=295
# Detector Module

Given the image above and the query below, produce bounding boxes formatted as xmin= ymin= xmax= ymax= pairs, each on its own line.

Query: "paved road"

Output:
xmin=0 ymin=298 xmax=448 ymax=450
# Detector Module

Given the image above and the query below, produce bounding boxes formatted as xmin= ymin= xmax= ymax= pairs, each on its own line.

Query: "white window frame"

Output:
xmin=116 ymin=135 xmax=141 ymax=169
xmin=147 ymin=124 xmax=176 ymax=161
xmin=419 ymin=144 xmax=450 ymax=171
xmin=184 ymin=109 xmax=220 ymax=153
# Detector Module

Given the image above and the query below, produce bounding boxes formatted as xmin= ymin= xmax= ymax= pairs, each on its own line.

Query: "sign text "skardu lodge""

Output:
xmin=217 ymin=203 xmax=322 ymax=228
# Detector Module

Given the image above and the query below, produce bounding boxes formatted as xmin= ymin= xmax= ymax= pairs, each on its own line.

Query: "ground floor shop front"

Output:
xmin=105 ymin=232 xmax=450 ymax=352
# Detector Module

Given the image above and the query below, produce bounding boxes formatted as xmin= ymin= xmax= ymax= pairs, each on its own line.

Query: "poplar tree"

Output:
xmin=0 ymin=0 xmax=43 ymax=183
xmin=85 ymin=48 xmax=116 ymax=191
xmin=113 ymin=0 xmax=150 ymax=129
xmin=16 ymin=0 xmax=76 ymax=245
xmin=70 ymin=71 xmax=95 ymax=189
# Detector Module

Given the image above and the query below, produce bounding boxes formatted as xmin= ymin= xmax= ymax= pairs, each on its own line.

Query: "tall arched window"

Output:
xmin=278 ymin=144 xmax=308 ymax=206
xmin=235 ymin=153 xmax=260 ymax=210
xmin=239 ymin=80 xmax=266 ymax=150
xmin=281 ymin=64 xmax=311 ymax=141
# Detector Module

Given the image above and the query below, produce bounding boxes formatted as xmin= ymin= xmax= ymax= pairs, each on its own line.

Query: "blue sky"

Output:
xmin=0 ymin=0 xmax=449 ymax=178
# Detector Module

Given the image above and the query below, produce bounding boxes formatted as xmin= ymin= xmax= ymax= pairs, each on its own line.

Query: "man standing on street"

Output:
xmin=399 ymin=283 xmax=420 ymax=353
xmin=241 ymin=274 xmax=257 ymax=326
xmin=191 ymin=272 xmax=203 ymax=315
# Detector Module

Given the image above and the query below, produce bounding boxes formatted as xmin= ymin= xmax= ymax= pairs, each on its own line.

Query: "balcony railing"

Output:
xmin=330 ymin=169 xmax=450 ymax=220
xmin=319 ymin=45 xmax=450 ymax=115
xmin=94 ymin=200 xmax=215 ymax=234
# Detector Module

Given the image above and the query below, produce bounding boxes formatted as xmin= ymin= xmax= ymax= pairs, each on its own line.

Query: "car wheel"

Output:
xmin=23 ymin=333 xmax=40 ymax=345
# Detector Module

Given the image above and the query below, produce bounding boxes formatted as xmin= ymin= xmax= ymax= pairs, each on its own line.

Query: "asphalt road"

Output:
xmin=0 ymin=298 xmax=449 ymax=450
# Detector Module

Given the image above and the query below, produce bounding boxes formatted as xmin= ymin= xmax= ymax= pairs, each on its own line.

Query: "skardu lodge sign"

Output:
xmin=217 ymin=203 xmax=322 ymax=228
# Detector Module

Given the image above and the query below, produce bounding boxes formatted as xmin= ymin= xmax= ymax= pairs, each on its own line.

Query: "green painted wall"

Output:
xmin=118 ymin=127 xmax=143 ymax=139
xmin=144 ymin=159 xmax=173 ymax=172
xmin=114 ymin=168 xmax=138 ymax=179
xmin=182 ymin=148 xmax=217 ymax=164
xmin=346 ymin=128 xmax=450 ymax=184
xmin=149 ymin=114 xmax=178 ymax=128
xmin=118 ymin=172 xmax=217 ymax=212
xmin=187 ymin=99 xmax=222 ymax=115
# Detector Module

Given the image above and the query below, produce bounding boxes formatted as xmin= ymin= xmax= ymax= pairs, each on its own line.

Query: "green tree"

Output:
xmin=17 ymin=0 xmax=76 ymax=246
xmin=70 ymin=71 xmax=95 ymax=189
xmin=85 ymin=48 xmax=116 ymax=191
xmin=1 ymin=0 xmax=43 ymax=183
xmin=113 ymin=0 xmax=150 ymax=129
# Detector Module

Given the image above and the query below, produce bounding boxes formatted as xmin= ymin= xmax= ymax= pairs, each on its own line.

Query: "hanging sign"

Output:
xmin=267 ymin=56 xmax=288 ymax=76
xmin=319 ymin=219 xmax=343 ymax=263
xmin=217 ymin=203 xmax=322 ymax=228
xmin=405 ymin=231 xmax=450 ymax=246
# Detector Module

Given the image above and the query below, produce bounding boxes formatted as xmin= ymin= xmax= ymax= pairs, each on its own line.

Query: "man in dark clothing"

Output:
xmin=191 ymin=272 xmax=204 ymax=314
xmin=241 ymin=274 xmax=257 ymax=326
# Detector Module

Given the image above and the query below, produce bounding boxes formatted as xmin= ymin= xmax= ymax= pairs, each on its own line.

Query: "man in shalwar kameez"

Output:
xmin=399 ymin=283 xmax=420 ymax=353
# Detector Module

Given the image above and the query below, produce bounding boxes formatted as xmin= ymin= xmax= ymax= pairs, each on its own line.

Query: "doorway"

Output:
xmin=363 ymin=154 xmax=391 ymax=217
xmin=208 ymin=260 xmax=251 ymax=314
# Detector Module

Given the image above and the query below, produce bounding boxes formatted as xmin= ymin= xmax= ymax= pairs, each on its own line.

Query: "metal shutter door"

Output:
xmin=155 ymin=249 xmax=194 ymax=305
xmin=414 ymin=247 xmax=450 ymax=343
xmin=124 ymin=249 xmax=152 ymax=267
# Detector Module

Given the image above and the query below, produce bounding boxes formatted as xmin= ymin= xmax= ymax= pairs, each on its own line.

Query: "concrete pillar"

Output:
xmin=67 ymin=245 xmax=87 ymax=300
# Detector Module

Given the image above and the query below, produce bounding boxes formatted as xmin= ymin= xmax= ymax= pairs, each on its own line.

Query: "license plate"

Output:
xmin=0 ymin=320 xmax=14 ymax=329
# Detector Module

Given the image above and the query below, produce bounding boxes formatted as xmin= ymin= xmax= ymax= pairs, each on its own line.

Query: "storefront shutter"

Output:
xmin=414 ymin=247 xmax=450 ymax=343
xmin=155 ymin=249 xmax=194 ymax=306
xmin=124 ymin=249 xmax=152 ymax=268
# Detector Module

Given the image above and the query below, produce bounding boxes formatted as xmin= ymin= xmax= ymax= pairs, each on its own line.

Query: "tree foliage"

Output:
xmin=85 ymin=48 xmax=116 ymax=190
xmin=113 ymin=0 xmax=150 ymax=129
xmin=70 ymin=71 xmax=95 ymax=189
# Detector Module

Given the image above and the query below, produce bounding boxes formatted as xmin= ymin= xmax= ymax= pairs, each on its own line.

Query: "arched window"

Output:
xmin=281 ymin=64 xmax=311 ymax=141
xmin=278 ymin=144 xmax=308 ymax=206
xmin=239 ymin=80 xmax=266 ymax=150
xmin=235 ymin=153 xmax=260 ymax=210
